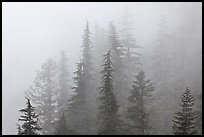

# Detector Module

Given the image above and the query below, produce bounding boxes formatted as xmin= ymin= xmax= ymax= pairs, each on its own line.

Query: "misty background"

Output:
xmin=2 ymin=2 xmax=202 ymax=135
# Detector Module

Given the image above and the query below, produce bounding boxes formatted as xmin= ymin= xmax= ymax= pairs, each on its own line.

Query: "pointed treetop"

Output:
xmin=86 ymin=20 xmax=89 ymax=28
xmin=107 ymin=50 xmax=111 ymax=55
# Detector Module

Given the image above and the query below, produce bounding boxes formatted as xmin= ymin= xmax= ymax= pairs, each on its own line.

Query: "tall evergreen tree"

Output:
xmin=92 ymin=24 xmax=109 ymax=90
xmin=57 ymin=50 xmax=70 ymax=117
xmin=67 ymin=59 xmax=89 ymax=135
xmin=109 ymin=22 xmax=128 ymax=117
xmin=81 ymin=21 xmax=97 ymax=134
xmin=18 ymin=98 xmax=41 ymax=135
xmin=97 ymin=51 xmax=122 ymax=135
xmin=109 ymin=23 xmax=123 ymax=66
xmin=127 ymin=71 xmax=154 ymax=135
xmin=82 ymin=21 xmax=92 ymax=78
xmin=150 ymin=15 xmax=176 ymax=134
xmin=65 ymin=22 xmax=97 ymax=134
xmin=172 ymin=87 xmax=198 ymax=135
xmin=25 ymin=58 xmax=58 ymax=134
xmin=152 ymin=15 xmax=176 ymax=91
xmin=118 ymin=8 xmax=142 ymax=127
xmin=119 ymin=7 xmax=141 ymax=80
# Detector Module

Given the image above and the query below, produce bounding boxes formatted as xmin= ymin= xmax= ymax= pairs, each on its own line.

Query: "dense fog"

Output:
xmin=2 ymin=2 xmax=202 ymax=135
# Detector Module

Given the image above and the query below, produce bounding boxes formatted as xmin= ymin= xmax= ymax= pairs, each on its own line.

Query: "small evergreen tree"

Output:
xmin=18 ymin=98 xmax=41 ymax=135
xmin=127 ymin=71 xmax=154 ymax=135
xmin=172 ymin=87 xmax=198 ymax=135
xmin=97 ymin=50 xmax=123 ymax=135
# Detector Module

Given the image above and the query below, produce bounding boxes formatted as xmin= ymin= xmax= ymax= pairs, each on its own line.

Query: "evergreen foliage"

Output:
xmin=172 ymin=87 xmax=198 ymax=135
xmin=127 ymin=71 xmax=154 ymax=135
xmin=18 ymin=98 xmax=41 ymax=135
xmin=57 ymin=50 xmax=70 ymax=117
xmin=97 ymin=51 xmax=123 ymax=135
xmin=25 ymin=58 xmax=57 ymax=134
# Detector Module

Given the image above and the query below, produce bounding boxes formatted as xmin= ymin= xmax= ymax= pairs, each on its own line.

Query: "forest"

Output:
xmin=2 ymin=2 xmax=202 ymax=135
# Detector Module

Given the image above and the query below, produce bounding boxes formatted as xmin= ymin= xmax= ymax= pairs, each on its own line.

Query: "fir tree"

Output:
xmin=82 ymin=21 xmax=92 ymax=77
xmin=18 ymin=98 xmax=41 ymax=135
xmin=150 ymin=15 xmax=176 ymax=134
xmin=57 ymin=50 xmax=70 ymax=117
xmin=127 ymin=71 xmax=154 ymax=135
xmin=119 ymin=7 xmax=141 ymax=78
xmin=109 ymin=22 xmax=123 ymax=66
xmin=97 ymin=51 xmax=123 ymax=135
xmin=25 ymin=58 xmax=57 ymax=134
xmin=118 ymin=9 xmax=142 ymax=131
xmin=92 ymin=24 xmax=109 ymax=91
xmin=67 ymin=59 xmax=88 ymax=135
xmin=152 ymin=15 xmax=169 ymax=86
xmin=80 ymin=21 xmax=96 ymax=134
xmin=67 ymin=22 xmax=96 ymax=135
xmin=172 ymin=87 xmax=198 ymax=135
xmin=109 ymin=22 xmax=128 ymax=117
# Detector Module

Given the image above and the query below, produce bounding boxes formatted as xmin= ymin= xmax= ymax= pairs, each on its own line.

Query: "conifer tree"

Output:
xmin=82 ymin=21 xmax=92 ymax=78
xmin=118 ymin=8 xmax=142 ymax=128
xmin=172 ymin=87 xmax=198 ymax=135
xmin=152 ymin=15 xmax=169 ymax=86
xmin=109 ymin=22 xmax=128 ymax=116
xmin=109 ymin=23 xmax=123 ymax=67
xmin=25 ymin=58 xmax=57 ymax=134
xmin=18 ymin=98 xmax=41 ymax=135
xmin=150 ymin=15 xmax=176 ymax=134
xmin=92 ymin=24 xmax=109 ymax=91
xmin=97 ymin=51 xmax=123 ymax=135
xmin=67 ymin=60 xmax=88 ymax=135
xmin=57 ymin=50 xmax=70 ymax=117
xmin=119 ymin=7 xmax=141 ymax=80
xmin=127 ymin=71 xmax=154 ymax=135
xmin=80 ymin=21 xmax=96 ymax=134
xmin=67 ymin=22 xmax=96 ymax=135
